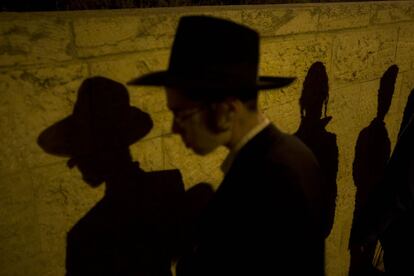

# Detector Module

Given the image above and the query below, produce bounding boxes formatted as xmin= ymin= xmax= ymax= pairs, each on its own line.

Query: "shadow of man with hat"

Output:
xmin=38 ymin=76 xmax=195 ymax=275
xmin=295 ymin=61 xmax=338 ymax=239
xmin=128 ymin=15 xmax=325 ymax=276
xmin=355 ymin=88 xmax=414 ymax=276
xmin=349 ymin=65 xmax=399 ymax=276
xmin=378 ymin=88 xmax=414 ymax=275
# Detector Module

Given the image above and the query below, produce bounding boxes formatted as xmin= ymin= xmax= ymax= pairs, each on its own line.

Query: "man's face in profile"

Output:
xmin=166 ymin=88 xmax=223 ymax=156
xmin=67 ymin=152 xmax=107 ymax=187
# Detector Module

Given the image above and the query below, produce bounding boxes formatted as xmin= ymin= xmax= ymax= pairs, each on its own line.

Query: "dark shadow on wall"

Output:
xmin=398 ymin=89 xmax=414 ymax=138
xmin=294 ymin=61 xmax=338 ymax=238
xmin=37 ymin=76 xmax=214 ymax=275
xmin=346 ymin=88 xmax=414 ymax=275
xmin=349 ymin=65 xmax=399 ymax=276
xmin=378 ymin=88 xmax=414 ymax=275
xmin=359 ymin=88 xmax=414 ymax=275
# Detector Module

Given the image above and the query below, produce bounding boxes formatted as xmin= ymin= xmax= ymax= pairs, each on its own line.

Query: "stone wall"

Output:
xmin=1 ymin=1 xmax=413 ymax=275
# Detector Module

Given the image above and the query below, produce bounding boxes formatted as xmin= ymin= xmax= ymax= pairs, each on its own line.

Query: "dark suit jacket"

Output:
xmin=177 ymin=124 xmax=325 ymax=276
xmin=369 ymin=115 xmax=414 ymax=274
xmin=66 ymin=164 xmax=185 ymax=276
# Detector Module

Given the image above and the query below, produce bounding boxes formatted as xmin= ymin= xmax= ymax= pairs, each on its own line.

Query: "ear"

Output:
xmin=207 ymin=99 xmax=237 ymax=132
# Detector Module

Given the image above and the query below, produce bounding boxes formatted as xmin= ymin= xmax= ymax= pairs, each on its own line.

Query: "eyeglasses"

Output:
xmin=172 ymin=106 xmax=206 ymax=126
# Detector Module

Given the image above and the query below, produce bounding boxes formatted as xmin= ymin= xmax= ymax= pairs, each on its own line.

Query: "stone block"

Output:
xmin=74 ymin=14 xmax=176 ymax=57
xmin=88 ymin=50 xmax=169 ymax=81
xmin=242 ymin=6 xmax=319 ymax=36
xmin=0 ymin=64 xmax=88 ymax=175
xmin=31 ymin=163 xmax=104 ymax=275
xmin=330 ymin=83 xmax=369 ymax=132
xmin=32 ymin=163 xmax=104 ymax=240
xmin=131 ymin=136 xmax=164 ymax=172
xmin=370 ymin=1 xmax=414 ymax=24
xmin=396 ymin=23 xmax=414 ymax=72
xmin=73 ymin=7 xmax=244 ymax=58
xmin=260 ymin=34 xmax=333 ymax=133
xmin=89 ymin=54 xmax=149 ymax=84
xmin=329 ymin=83 xmax=366 ymax=181
xmin=359 ymin=80 xmax=383 ymax=123
xmin=88 ymin=50 xmax=171 ymax=116
xmin=332 ymin=28 xmax=398 ymax=88
xmin=131 ymin=86 xmax=168 ymax=113
xmin=190 ymin=8 xmax=243 ymax=24
xmin=0 ymin=172 xmax=43 ymax=276
xmin=319 ymin=3 xmax=371 ymax=31
xmin=261 ymin=82 xmax=301 ymax=134
xmin=0 ymin=17 xmax=73 ymax=67
xmin=144 ymin=110 xmax=173 ymax=139
xmin=260 ymin=34 xmax=333 ymax=80
xmin=0 ymin=98 xmax=27 ymax=176
xmin=325 ymin=204 xmax=353 ymax=276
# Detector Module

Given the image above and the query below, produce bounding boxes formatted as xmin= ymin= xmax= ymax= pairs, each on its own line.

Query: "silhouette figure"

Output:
xmin=349 ymin=65 xmax=399 ymax=276
xmin=37 ymin=77 xmax=213 ymax=275
xmin=376 ymin=88 xmax=414 ymax=275
xmin=295 ymin=61 xmax=338 ymax=238
xmin=398 ymin=89 xmax=414 ymax=138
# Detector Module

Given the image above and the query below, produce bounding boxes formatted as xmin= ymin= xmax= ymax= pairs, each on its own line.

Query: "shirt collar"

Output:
xmin=220 ymin=116 xmax=270 ymax=174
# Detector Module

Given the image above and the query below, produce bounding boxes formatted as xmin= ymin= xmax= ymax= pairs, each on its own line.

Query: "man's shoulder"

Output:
xmin=230 ymin=123 xmax=320 ymax=183
xmin=254 ymin=124 xmax=318 ymax=166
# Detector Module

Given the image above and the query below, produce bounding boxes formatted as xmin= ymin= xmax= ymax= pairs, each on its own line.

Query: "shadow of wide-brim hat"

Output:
xmin=38 ymin=76 xmax=153 ymax=157
xmin=128 ymin=16 xmax=296 ymax=100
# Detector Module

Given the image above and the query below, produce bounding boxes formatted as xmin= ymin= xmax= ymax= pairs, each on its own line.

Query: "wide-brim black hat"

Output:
xmin=38 ymin=76 xmax=153 ymax=157
xmin=128 ymin=16 xmax=295 ymax=99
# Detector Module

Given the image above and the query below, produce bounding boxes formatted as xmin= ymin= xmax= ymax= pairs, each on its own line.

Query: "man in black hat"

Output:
xmin=128 ymin=16 xmax=325 ymax=275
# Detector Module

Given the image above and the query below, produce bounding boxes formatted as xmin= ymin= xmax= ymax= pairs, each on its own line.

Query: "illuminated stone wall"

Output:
xmin=1 ymin=1 xmax=413 ymax=275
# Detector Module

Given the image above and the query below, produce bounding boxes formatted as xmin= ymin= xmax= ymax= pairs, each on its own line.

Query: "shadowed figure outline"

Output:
xmin=37 ymin=76 xmax=213 ymax=275
xmin=398 ymin=89 xmax=414 ymax=139
xmin=294 ymin=61 xmax=338 ymax=238
xmin=349 ymin=65 xmax=399 ymax=276
xmin=374 ymin=88 xmax=414 ymax=275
